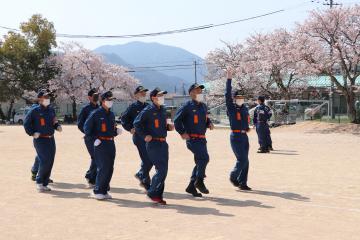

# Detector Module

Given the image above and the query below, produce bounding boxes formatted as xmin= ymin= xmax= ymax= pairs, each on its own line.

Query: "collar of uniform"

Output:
xmin=191 ymin=99 xmax=201 ymax=106
xmin=136 ymin=100 xmax=146 ymax=105
xmin=151 ymin=102 xmax=162 ymax=110
xmin=40 ymin=105 xmax=49 ymax=110
xmin=101 ymin=106 xmax=111 ymax=114
xmin=90 ymin=102 xmax=98 ymax=107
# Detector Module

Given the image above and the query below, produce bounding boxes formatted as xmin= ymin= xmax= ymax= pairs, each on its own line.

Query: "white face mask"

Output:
xmin=138 ymin=96 xmax=146 ymax=103
xmin=236 ymin=99 xmax=245 ymax=106
xmin=42 ymin=99 xmax=50 ymax=107
xmin=156 ymin=96 xmax=165 ymax=106
xmin=195 ymin=93 xmax=204 ymax=102
xmin=104 ymin=100 xmax=113 ymax=108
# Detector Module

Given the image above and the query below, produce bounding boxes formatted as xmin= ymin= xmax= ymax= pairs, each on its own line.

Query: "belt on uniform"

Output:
xmin=39 ymin=134 xmax=54 ymax=138
xmin=152 ymin=137 xmax=166 ymax=142
xmin=232 ymin=130 xmax=247 ymax=134
xmin=189 ymin=134 xmax=206 ymax=139
xmin=98 ymin=136 xmax=114 ymax=141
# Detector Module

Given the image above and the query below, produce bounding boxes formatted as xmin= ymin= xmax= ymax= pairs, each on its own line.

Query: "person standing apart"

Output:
xmin=84 ymin=91 xmax=122 ymax=200
xmin=225 ymin=68 xmax=252 ymax=191
xmin=77 ymin=88 xmax=99 ymax=187
xmin=254 ymin=96 xmax=272 ymax=153
xmin=121 ymin=86 xmax=152 ymax=190
xmin=174 ymin=83 xmax=214 ymax=197
xmin=133 ymin=88 xmax=174 ymax=205
xmin=24 ymin=89 xmax=62 ymax=192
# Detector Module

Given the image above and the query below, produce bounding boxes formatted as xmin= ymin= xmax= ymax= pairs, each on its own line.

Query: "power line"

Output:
xmin=311 ymin=0 xmax=342 ymax=7
xmin=128 ymin=63 xmax=199 ymax=69
xmin=0 ymin=6 xmax=301 ymax=39
xmin=126 ymin=66 xmax=195 ymax=73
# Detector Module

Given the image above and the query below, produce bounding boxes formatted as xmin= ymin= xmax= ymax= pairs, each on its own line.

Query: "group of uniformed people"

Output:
xmin=24 ymin=68 xmax=273 ymax=205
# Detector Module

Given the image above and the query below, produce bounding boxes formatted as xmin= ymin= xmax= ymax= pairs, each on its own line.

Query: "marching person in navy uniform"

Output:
xmin=264 ymin=100 xmax=273 ymax=151
xmin=133 ymin=88 xmax=174 ymax=205
xmin=121 ymin=86 xmax=152 ymax=190
xmin=24 ymin=89 xmax=62 ymax=192
xmin=225 ymin=68 xmax=252 ymax=191
xmin=254 ymin=96 xmax=272 ymax=153
xmin=77 ymin=88 xmax=99 ymax=187
xmin=28 ymin=103 xmax=52 ymax=183
xmin=84 ymin=91 xmax=122 ymax=200
xmin=174 ymin=83 xmax=214 ymax=197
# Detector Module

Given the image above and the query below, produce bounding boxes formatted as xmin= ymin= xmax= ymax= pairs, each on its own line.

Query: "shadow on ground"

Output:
xmin=238 ymin=189 xmax=310 ymax=201
xmin=48 ymin=182 xmax=276 ymax=217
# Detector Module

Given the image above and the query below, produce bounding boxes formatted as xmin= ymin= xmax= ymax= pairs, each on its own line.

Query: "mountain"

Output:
xmin=94 ymin=42 xmax=206 ymax=92
xmin=102 ymin=53 xmax=185 ymax=91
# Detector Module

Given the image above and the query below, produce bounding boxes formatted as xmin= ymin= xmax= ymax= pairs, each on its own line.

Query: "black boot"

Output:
xmin=268 ymin=145 xmax=274 ymax=151
xmin=239 ymin=185 xmax=252 ymax=191
xmin=134 ymin=173 xmax=149 ymax=190
xmin=257 ymin=148 xmax=269 ymax=153
xmin=31 ymin=171 xmax=36 ymax=181
xmin=230 ymin=178 xmax=240 ymax=187
xmin=194 ymin=179 xmax=209 ymax=194
xmin=185 ymin=181 xmax=202 ymax=197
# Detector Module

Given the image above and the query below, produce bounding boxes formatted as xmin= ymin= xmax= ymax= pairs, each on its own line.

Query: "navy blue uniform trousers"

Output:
xmin=84 ymin=136 xmax=97 ymax=183
xmin=229 ymin=134 xmax=249 ymax=185
xmin=146 ymin=141 xmax=168 ymax=198
xmin=256 ymin=123 xmax=271 ymax=149
xmin=93 ymin=140 xmax=116 ymax=195
xmin=133 ymin=134 xmax=153 ymax=185
xmin=186 ymin=139 xmax=209 ymax=181
xmin=33 ymin=138 xmax=56 ymax=186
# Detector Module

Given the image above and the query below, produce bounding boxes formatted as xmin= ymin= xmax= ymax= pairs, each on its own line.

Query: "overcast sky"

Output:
xmin=0 ymin=0 xmax=358 ymax=57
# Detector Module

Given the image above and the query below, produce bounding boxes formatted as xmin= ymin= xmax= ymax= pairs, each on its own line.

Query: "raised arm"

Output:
xmin=225 ymin=68 xmax=235 ymax=111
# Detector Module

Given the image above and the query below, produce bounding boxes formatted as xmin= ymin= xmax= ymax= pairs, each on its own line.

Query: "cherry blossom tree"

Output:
xmin=295 ymin=5 xmax=360 ymax=123
xmin=49 ymin=43 xmax=138 ymax=119
xmin=205 ymin=29 xmax=307 ymax=103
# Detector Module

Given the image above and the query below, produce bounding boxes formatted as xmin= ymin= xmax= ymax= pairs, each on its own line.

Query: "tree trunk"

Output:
xmin=6 ymin=99 xmax=15 ymax=121
xmin=345 ymin=90 xmax=358 ymax=123
xmin=72 ymin=99 xmax=77 ymax=121
xmin=0 ymin=104 xmax=5 ymax=120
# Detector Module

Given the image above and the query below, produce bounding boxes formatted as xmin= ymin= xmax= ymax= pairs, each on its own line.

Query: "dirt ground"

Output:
xmin=0 ymin=122 xmax=359 ymax=240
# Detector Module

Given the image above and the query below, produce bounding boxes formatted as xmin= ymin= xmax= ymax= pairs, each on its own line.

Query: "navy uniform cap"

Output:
xmin=233 ymin=89 xmax=245 ymax=98
xmin=134 ymin=86 xmax=149 ymax=94
xmin=258 ymin=96 xmax=265 ymax=102
xmin=37 ymin=89 xmax=51 ymax=98
xmin=188 ymin=83 xmax=204 ymax=94
xmin=150 ymin=87 xmax=168 ymax=98
xmin=88 ymin=88 xmax=99 ymax=97
xmin=101 ymin=91 xmax=116 ymax=100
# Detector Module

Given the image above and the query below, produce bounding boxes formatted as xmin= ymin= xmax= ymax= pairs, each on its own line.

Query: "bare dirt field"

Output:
xmin=0 ymin=122 xmax=359 ymax=240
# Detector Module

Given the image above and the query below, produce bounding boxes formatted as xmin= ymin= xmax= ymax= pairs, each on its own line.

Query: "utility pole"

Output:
xmin=194 ymin=60 xmax=198 ymax=84
xmin=323 ymin=0 xmax=341 ymax=119
xmin=323 ymin=0 xmax=341 ymax=8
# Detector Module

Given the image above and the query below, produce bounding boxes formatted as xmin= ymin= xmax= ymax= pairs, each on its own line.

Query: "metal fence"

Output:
xmin=207 ymin=99 xmax=332 ymax=127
